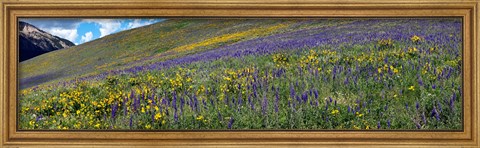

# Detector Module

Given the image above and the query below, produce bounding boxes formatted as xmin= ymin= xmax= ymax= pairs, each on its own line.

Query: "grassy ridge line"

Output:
xmin=18 ymin=19 xmax=293 ymax=89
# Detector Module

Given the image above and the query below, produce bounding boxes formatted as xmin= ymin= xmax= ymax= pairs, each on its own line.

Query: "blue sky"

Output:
xmin=19 ymin=18 xmax=165 ymax=45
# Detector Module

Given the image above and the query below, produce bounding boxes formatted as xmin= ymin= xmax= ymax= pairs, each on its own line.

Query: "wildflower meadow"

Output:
xmin=19 ymin=18 xmax=462 ymax=130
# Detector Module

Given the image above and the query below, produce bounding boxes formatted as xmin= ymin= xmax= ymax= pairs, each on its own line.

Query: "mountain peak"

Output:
xmin=18 ymin=21 xmax=75 ymax=62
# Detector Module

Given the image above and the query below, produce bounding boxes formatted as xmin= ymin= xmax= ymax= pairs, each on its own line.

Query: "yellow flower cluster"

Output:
xmin=377 ymin=64 xmax=401 ymax=74
xmin=410 ymin=35 xmax=422 ymax=43
xmin=321 ymin=50 xmax=337 ymax=56
xmin=272 ymin=53 xmax=290 ymax=67
xmin=172 ymin=23 xmax=288 ymax=53
xmin=408 ymin=47 xmax=418 ymax=53
xmin=378 ymin=38 xmax=393 ymax=48
xmin=196 ymin=115 xmax=208 ymax=123
xmin=155 ymin=112 xmax=166 ymax=121
xmin=331 ymin=109 xmax=340 ymax=115
xmin=166 ymin=68 xmax=195 ymax=91
xmin=300 ymin=50 xmax=320 ymax=67
xmin=408 ymin=85 xmax=415 ymax=91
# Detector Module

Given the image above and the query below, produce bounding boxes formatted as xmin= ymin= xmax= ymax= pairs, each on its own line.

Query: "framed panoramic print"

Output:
xmin=1 ymin=0 xmax=479 ymax=147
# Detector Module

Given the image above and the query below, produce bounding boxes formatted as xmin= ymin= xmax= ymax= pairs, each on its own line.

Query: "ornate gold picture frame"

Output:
xmin=1 ymin=0 xmax=478 ymax=147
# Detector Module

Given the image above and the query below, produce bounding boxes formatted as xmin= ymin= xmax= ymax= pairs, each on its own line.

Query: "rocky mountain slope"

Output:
xmin=19 ymin=21 xmax=75 ymax=62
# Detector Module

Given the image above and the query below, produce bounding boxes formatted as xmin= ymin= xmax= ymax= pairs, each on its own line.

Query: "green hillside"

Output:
xmin=20 ymin=19 xmax=319 ymax=89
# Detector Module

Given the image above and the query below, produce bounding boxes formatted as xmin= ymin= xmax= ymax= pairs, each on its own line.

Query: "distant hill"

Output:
xmin=18 ymin=21 xmax=75 ymax=62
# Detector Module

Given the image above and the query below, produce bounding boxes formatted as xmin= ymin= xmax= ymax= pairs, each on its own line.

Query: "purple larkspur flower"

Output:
xmin=132 ymin=97 xmax=137 ymax=112
xmin=418 ymin=76 xmax=424 ymax=86
xmin=262 ymin=95 xmax=268 ymax=115
xmin=253 ymin=83 xmax=258 ymax=98
xmin=377 ymin=121 xmax=381 ymax=129
xmin=387 ymin=120 xmax=391 ymax=128
xmin=151 ymin=113 xmax=154 ymax=123
xmin=193 ymin=95 xmax=199 ymax=112
xmin=174 ymin=111 xmax=178 ymax=122
xmin=238 ymin=92 xmax=243 ymax=106
xmin=275 ymin=89 xmax=279 ymax=113
xmin=415 ymin=121 xmax=421 ymax=129
xmin=449 ymin=97 xmax=455 ymax=110
xmin=446 ymin=67 xmax=452 ymax=79
xmin=150 ymin=93 xmax=156 ymax=105
xmin=314 ymin=89 xmax=319 ymax=99
xmin=129 ymin=115 xmax=133 ymax=128
xmin=421 ymin=112 xmax=427 ymax=124
xmin=130 ymin=90 xmax=135 ymax=100
xmin=416 ymin=102 xmax=419 ymax=110
xmin=173 ymin=93 xmax=177 ymax=112
xmin=228 ymin=116 xmax=234 ymax=129
xmin=35 ymin=114 xmax=42 ymax=122
xmin=224 ymin=94 xmax=229 ymax=106
xmin=431 ymin=107 xmax=440 ymax=121
xmin=180 ymin=97 xmax=185 ymax=113
xmin=290 ymin=84 xmax=295 ymax=99
xmin=248 ymin=95 xmax=254 ymax=110
xmin=452 ymin=92 xmax=457 ymax=102
xmin=332 ymin=66 xmax=337 ymax=80
xmin=302 ymin=92 xmax=308 ymax=103
xmin=203 ymin=99 xmax=208 ymax=110
xmin=111 ymin=102 xmax=118 ymax=120
xmin=437 ymin=101 xmax=442 ymax=112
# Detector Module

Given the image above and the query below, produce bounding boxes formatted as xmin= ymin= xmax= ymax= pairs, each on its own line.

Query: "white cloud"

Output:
xmin=20 ymin=19 xmax=82 ymax=29
xmin=21 ymin=19 xmax=80 ymax=44
xmin=127 ymin=19 xmax=144 ymax=28
xmin=84 ymin=19 xmax=122 ymax=37
xmin=127 ymin=19 xmax=157 ymax=29
xmin=44 ymin=28 xmax=78 ymax=43
xmin=80 ymin=31 xmax=93 ymax=43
